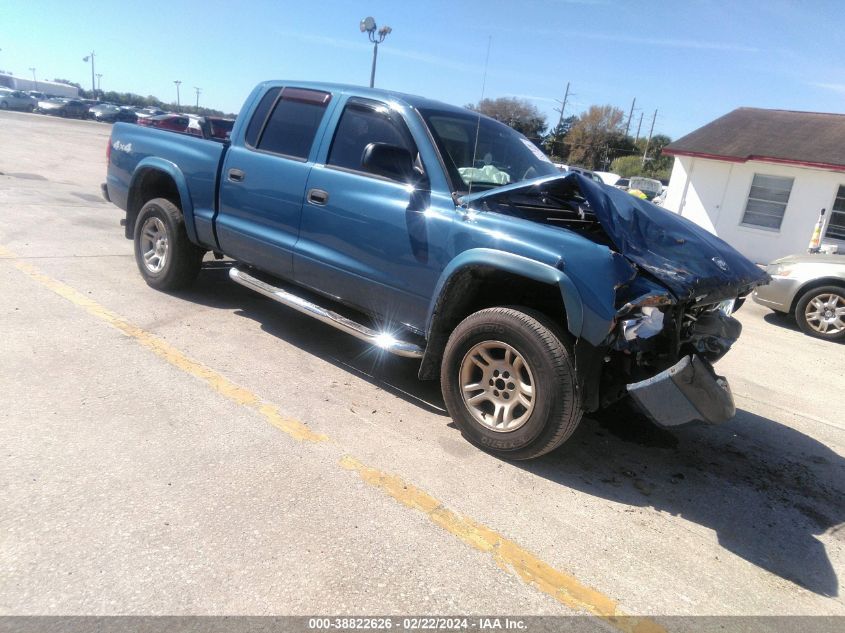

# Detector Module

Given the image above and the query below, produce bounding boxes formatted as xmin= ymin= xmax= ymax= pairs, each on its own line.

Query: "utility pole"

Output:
xmin=174 ymin=80 xmax=182 ymax=109
xmin=635 ymin=112 xmax=644 ymax=143
xmin=624 ymin=97 xmax=636 ymax=137
xmin=642 ymin=109 xmax=657 ymax=167
xmin=194 ymin=86 xmax=201 ymax=108
xmin=96 ymin=73 xmax=102 ymax=94
xmin=554 ymin=82 xmax=571 ymax=129
xmin=82 ymin=51 xmax=95 ymax=94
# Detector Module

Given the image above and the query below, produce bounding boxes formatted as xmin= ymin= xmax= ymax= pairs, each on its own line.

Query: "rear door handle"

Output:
xmin=307 ymin=188 xmax=329 ymax=205
xmin=227 ymin=168 xmax=245 ymax=183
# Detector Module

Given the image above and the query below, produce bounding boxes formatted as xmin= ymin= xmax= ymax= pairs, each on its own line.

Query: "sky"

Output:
xmin=2 ymin=0 xmax=845 ymax=140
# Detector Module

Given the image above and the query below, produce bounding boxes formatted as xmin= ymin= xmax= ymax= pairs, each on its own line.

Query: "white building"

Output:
xmin=662 ymin=107 xmax=845 ymax=264
xmin=0 ymin=73 xmax=79 ymax=98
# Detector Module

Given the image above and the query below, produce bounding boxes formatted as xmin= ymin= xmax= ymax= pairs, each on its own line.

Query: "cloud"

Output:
xmin=811 ymin=82 xmax=845 ymax=95
xmin=275 ymin=30 xmax=484 ymax=74
xmin=555 ymin=31 xmax=760 ymax=52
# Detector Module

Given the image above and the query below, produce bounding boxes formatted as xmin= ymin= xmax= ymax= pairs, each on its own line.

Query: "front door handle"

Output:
xmin=227 ymin=168 xmax=245 ymax=183
xmin=307 ymin=188 xmax=329 ymax=205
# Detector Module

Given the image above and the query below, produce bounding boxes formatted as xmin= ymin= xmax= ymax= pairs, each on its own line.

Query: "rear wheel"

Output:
xmin=0 ymin=101 xmax=8 ymax=110
xmin=441 ymin=307 xmax=582 ymax=460
xmin=795 ymin=285 xmax=845 ymax=342
xmin=133 ymin=198 xmax=204 ymax=291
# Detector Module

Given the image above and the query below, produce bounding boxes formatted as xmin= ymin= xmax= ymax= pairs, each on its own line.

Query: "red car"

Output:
xmin=137 ymin=113 xmax=234 ymax=141
xmin=136 ymin=114 xmax=203 ymax=137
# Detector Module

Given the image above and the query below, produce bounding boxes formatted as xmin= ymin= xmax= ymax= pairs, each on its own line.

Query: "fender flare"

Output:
xmin=418 ymin=249 xmax=586 ymax=380
xmin=128 ymin=157 xmax=198 ymax=243
xmin=426 ymin=248 xmax=584 ymax=338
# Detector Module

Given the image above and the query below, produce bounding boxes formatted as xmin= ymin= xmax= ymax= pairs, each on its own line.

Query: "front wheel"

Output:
xmin=795 ymin=285 xmax=845 ymax=342
xmin=133 ymin=198 xmax=204 ymax=291
xmin=441 ymin=307 xmax=582 ymax=460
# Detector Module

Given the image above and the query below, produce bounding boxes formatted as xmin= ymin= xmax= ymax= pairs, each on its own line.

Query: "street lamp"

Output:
xmin=96 ymin=73 xmax=102 ymax=93
xmin=174 ymin=80 xmax=181 ymax=109
xmin=194 ymin=86 xmax=201 ymax=108
xmin=359 ymin=16 xmax=392 ymax=88
xmin=82 ymin=51 xmax=96 ymax=94
xmin=28 ymin=67 xmax=37 ymax=90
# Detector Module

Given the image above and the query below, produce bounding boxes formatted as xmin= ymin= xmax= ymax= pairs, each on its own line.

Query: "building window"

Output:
xmin=826 ymin=185 xmax=845 ymax=241
xmin=741 ymin=174 xmax=794 ymax=230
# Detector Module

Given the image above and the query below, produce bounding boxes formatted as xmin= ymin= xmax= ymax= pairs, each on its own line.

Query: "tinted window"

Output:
xmin=256 ymin=88 xmax=331 ymax=159
xmin=327 ymin=100 xmax=414 ymax=173
xmin=245 ymin=87 xmax=280 ymax=147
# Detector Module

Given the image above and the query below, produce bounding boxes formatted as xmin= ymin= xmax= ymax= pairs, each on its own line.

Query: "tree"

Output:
xmin=542 ymin=115 xmax=577 ymax=162
xmin=610 ymin=155 xmax=645 ymax=178
xmin=565 ymin=105 xmax=628 ymax=170
xmin=52 ymin=78 xmax=82 ymax=89
xmin=465 ymin=96 xmax=547 ymax=141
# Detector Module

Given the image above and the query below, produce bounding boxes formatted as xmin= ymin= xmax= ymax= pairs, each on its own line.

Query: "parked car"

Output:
xmin=0 ymin=88 xmax=37 ymax=112
xmin=206 ymin=116 xmax=235 ymax=141
xmin=137 ymin=113 xmax=204 ymax=137
xmin=753 ymin=253 xmax=845 ymax=341
xmin=628 ymin=177 xmax=663 ymax=201
xmin=35 ymin=98 xmax=89 ymax=118
xmin=89 ymin=103 xmax=139 ymax=123
xmin=557 ymin=164 xmax=604 ymax=184
xmin=134 ymin=107 xmax=167 ymax=119
xmin=102 ymin=80 xmax=767 ymax=459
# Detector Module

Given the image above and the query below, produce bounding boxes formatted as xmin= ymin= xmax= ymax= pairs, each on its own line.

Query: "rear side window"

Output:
xmin=327 ymin=100 xmax=414 ymax=173
xmin=253 ymin=88 xmax=331 ymax=160
xmin=245 ymin=87 xmax=281 ymax=147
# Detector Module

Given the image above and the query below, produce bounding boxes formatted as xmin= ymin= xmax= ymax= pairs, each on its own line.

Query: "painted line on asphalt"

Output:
xmin=1 ymin=246 xmax=325 ymax=443
xmin=340 ymin=455 xmax=665 ymax=633
xmin=2 ymin=246 xmax=664 ymax=632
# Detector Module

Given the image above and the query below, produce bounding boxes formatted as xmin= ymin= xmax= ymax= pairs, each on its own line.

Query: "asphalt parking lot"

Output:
xmin=1 ymin=110 xmax=843 ymax=624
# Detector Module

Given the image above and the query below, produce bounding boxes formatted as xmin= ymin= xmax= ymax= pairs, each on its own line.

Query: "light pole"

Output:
xmin=82 ymin=51 xmax=95 ymax=94
xmin=174 ymin=80 xmax=181 ymax=109
xmin=96 ymin=73 xmax=102 ymax=94
xmin=194 ymin=86 xmax=201 ymax=109
xmin=359 ymin=16 xmax=391 ymax=88
xmin=28 ymin=67 xmax=37 ymax=90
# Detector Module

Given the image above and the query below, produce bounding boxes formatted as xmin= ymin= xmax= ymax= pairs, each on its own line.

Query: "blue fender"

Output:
xmin=128 ymin=157 xmax=198 ymax=244
xmin=426 ymin=248 xmax=585 ymax=339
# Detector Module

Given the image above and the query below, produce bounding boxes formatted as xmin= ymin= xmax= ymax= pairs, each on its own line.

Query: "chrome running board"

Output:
xmin=229 ymin=267 xmax=425 ymax=359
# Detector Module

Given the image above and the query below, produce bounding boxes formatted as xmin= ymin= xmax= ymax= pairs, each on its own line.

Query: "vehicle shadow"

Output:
xmin=520 ymin=403 xmax=844 ymax=597
xmin=182 ymin=261 xmax=446 ymax=415
xmin=184 ymin=261 xmax=842 ymax=597
xmin=763 ymin=310 xmax=802 ymax=333
xmin=762 ymin=310 xmax=845 ymax=344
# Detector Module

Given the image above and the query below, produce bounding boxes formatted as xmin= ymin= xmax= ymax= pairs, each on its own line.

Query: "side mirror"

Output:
xmin=361 ymin=143 xmax=417 ymax=183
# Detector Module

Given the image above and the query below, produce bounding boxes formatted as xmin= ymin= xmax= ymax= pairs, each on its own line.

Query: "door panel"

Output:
xmin=215 ymin=87 xmax=332 ymax=279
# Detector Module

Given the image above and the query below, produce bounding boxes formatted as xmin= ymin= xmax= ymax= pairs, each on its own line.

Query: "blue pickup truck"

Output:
xmin=102 ymin=81 xmax=767 ymax=459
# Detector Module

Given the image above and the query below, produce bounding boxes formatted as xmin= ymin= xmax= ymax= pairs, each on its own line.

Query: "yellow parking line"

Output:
xmin=2 ymin=246 xmax=665 ymax=632
xmin=341 ymin=456 xmax=665 ymax=633
xmin=1 ymin=246 xmax=325 ymax=443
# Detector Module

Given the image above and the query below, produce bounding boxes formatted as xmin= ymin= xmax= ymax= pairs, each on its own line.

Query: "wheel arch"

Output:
xmin=418 ymin=249 xmax=584 ymax=380
xmin=126 ymin=159 xmax=197 ymax=242
xmin=790 ymin=277 xmax=845 ymax=314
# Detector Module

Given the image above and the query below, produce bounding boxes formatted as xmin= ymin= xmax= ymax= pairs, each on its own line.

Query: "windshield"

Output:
xmin=419 ymin=107 xmax=558 ymax=193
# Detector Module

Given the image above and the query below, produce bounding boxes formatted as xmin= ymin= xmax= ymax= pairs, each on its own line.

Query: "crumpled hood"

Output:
xmin=461 ymin=173 xmax=769 ymax=303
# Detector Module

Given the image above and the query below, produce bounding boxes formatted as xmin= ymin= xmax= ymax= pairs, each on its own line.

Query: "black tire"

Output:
xmin=440 ymin=306 xmax=582 ymax=460
xmin=0 ymin=101 xmax=8 ymax=110
xmin=794 ymin=285 xmax=845 ymax=342
xmin=133 ymin=198 xmax=204 ymax=291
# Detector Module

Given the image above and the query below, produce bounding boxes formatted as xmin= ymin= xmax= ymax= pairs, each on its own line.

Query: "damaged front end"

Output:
xmin=461 ymin=172 xmax=769 ymax=428
xmin=606 ymin=292 xmax=742 ymax=426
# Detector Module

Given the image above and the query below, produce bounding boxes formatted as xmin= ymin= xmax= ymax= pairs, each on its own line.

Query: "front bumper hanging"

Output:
xmin=626 ymin=355 xmax=735 ymax=427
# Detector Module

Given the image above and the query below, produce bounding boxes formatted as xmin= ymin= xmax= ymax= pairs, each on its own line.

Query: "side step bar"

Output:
xmin=229 ymin=267 xmax=425 ymax=359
